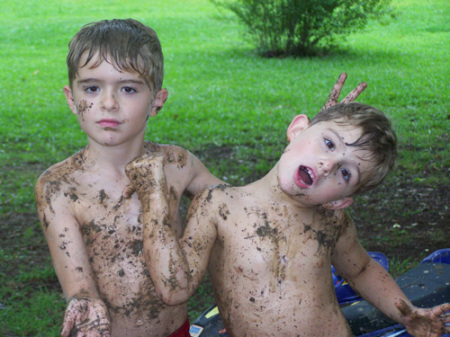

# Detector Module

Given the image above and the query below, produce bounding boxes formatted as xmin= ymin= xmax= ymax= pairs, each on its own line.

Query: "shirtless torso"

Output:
xmin=200 ymin=183 xmax=355 ymax=337
xmin=36 ymin=142 xmax=207 ymax=337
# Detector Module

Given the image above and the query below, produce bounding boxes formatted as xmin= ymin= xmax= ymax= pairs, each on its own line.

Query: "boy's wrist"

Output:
xmin=67 ymin=290 xmax=101 ymax=302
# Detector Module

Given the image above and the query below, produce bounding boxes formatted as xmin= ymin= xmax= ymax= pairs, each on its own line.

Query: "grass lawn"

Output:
xmin=0 ymin=0 xmax=448 ymax=335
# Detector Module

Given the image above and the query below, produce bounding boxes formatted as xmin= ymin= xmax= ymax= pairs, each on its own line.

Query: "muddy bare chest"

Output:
xmin=214 ymin=207 xmax=343 ymax=282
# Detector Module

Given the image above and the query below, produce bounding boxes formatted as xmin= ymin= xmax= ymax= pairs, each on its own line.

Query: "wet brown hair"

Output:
xmin=66 ymin=19 xmax=163 ymax=91
xmin=310 ymin=102 xmax=398 ymax=194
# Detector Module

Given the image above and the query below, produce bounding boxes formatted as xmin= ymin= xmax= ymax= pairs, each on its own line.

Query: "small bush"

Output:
xmin=212 ymin=0 xmax=393 ymax=57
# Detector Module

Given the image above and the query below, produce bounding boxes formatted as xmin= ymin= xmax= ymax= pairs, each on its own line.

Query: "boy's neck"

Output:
xmin=80 ymin=139 xmax=145 ymax=174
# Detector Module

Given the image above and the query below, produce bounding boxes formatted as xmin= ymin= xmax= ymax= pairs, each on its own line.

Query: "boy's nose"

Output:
xmin=319 ymin=158 xmax=337 ymax=177
xmin=101 ymin=91 xmax=119 ymax=111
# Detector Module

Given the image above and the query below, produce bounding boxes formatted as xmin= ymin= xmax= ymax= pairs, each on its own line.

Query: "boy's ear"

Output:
xmin=322 ymin=197 xmax=353 ymax=210
xmin=150 ymin=89 xmax=169 ymax=117
xmin=287 ymin=114 xmax=310 ymax=142
xmin=63 ymin=85 xmax=77 ymax=115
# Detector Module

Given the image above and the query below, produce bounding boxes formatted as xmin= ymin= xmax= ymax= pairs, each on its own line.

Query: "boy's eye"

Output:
xmin=85 ymin=86 xmax=99 ymax=93
xmin=341 ymin=168 xmax=351 ymax=182
xmin=324 ymin=138 xmax=335 ymax=151
xmin=122 ymin=87 xmax=136 ymax=94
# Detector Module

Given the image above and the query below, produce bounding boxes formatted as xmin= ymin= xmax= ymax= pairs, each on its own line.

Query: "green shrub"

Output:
xmin=212 ymin=0 xmax=393 ymax=56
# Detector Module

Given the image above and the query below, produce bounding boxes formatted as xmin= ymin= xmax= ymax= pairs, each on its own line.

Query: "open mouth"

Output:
xmin=298 ymin=166 xmax=314 ymax=186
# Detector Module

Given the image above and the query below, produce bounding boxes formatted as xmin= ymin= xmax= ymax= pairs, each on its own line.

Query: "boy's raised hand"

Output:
xmin=125 ymin=155 xmax=167 ymax=201
xmin=61 ymin=297 xmax=110 ymax=337
xmin=322 ymin=73 xmax=367 ymax=110
xmin=395 ymin=299 xmax=450 ymax=337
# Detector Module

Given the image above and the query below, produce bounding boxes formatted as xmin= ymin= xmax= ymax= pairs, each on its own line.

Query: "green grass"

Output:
xmin=0 ymin=0 xmax=449 ymax=335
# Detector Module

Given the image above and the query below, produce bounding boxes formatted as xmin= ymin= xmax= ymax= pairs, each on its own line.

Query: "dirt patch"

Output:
xmin=349 ymin=176 xmax=448 ymax=262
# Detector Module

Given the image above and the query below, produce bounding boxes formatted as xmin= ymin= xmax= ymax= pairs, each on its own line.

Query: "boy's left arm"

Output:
xmin=332 ymin=212 xmax=450 ymax=337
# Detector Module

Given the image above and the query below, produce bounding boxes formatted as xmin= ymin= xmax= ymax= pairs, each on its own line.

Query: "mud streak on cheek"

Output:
xmin=77 ymin=100 xmax=94 ymax=121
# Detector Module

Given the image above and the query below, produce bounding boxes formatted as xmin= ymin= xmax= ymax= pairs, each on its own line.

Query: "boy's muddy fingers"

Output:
xmin=68 ymin=298 xmax=111 ymax=337
xmin=125 ymin=154 xmax=164 ymax=178
xmin=322 ymin=73 xmax=347 ymax=110
xmin=61 ymin=299 xmax=87 ymax=337
xmin=125 ymin=156 xmax=164 ymax=182
xmin=60 ymin=317 xmax=74 ymax=337
xmin=77 ymin=321 xmax=111 ymax=337
xmin=125 ymin=155 xmax=167 ymax=199
xmin=340 ymin=81 xmax=367 ymax=103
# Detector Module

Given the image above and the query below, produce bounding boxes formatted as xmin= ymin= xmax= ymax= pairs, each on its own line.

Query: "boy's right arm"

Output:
xmin=35 ymin=173 xmax=110 ymax=337
xmin=126 ymin=156 xmax=217 ymax=305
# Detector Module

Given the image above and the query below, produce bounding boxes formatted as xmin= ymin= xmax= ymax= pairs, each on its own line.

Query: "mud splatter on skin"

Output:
xmin=302 ymin=209 xmax=349 ymax=253
xmin=254 ymin=211 xmax=287 ymax=291
xmin=218 ymin=203 xmax=230 ymax=220
xmin=129 ymin=240 xmax=143 ymax=256
xmin=64 ymin=187 xmax=79 ymax=202
xmin=35 ymin=143 xmax=195 ymax=332
xmin=112 ymin=196 xmax=124 ymax=211
xmin=98 ymin=189 xmax=108 ymax=205
xmin=256 ymin=222 xmax=278 ymax=239
xmin=35 ymin=148 xmax=89 ymax=224
xmin=76 ymin=100 xmax=93 ymax=121
xmin=103 ymin=284 xmax=165 ymax=319
xmin=81 ymin=220 xmax=105 ymax=246
xmin=204 ymin=184 xmax=231 ymax=204
xmin=42 ymin=180 xmax=62 ymax=214
xmin=42 ymin=213 xmax=50 ymax=230
xmin=256 ymin=212 xmax=279 ymax=240
xmin=73 ymin=151 xmax=84 ymax=168
xmin=166 ymin=150 xmax=187 ymax=169
xmin=64 ymin=297 xmax=110 ymax=335
xmin=302 ymin=224 xmax=336 ymax=253
xmin=142 ymin=142 xmax=160 ymax=153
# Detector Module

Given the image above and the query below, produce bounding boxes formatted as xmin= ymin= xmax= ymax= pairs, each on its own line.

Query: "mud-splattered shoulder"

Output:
xmin=317 ymin=208 xmax=354 ymax=237
xmin=206 ymin=184 xmax=236 ymax=201
xmin=154 ymin=143 xmax=190 ymax=169
xmin=35 ymin=151 xmax=83 ymax=214
xmin=142 ymin=141 xmax=162 ymax=155
xmin=186 ymin=184 xmax=235 ymax=220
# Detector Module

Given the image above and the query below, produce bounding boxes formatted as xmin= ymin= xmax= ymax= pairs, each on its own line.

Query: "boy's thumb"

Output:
xmin=122 ymin=184 xmax=135 ymax=198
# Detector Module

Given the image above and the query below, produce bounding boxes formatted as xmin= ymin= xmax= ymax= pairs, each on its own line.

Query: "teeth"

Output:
xmin=299 ymin=166 xmax=314 ymax=186
xmin=305 ymin=167 xmax=313 ymax=181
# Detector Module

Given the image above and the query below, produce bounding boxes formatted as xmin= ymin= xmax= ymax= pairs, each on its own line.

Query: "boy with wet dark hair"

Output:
xmin=35 ymin=18 xmax=222 ymax=337
xmin=127 ymin=102 xmax=450 ymax=337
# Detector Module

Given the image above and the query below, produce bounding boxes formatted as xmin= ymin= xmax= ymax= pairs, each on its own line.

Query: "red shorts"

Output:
xmin=167 ymin=318 xmax=190 ymax=337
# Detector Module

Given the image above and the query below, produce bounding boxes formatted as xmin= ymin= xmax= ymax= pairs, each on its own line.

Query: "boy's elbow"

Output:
xmin=152 ymin=277 xmax=191 ymax=305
